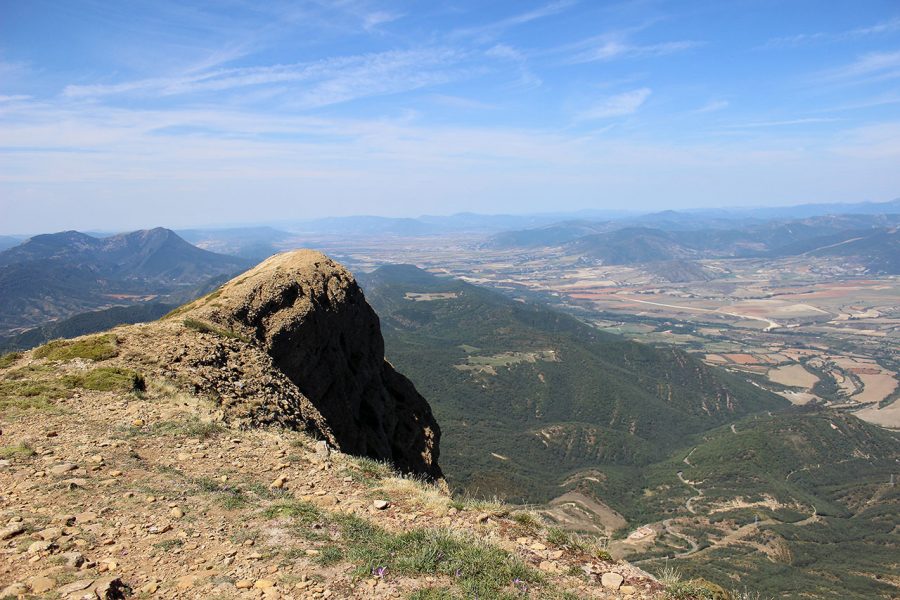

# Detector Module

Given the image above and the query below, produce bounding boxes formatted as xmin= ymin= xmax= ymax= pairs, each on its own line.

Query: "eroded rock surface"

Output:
xmin=179 ymin=250 xmax=441 ymax=479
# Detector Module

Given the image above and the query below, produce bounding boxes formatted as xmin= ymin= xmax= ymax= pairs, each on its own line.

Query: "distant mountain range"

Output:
xmin=0 ymin=228 xmax=249 ymax=334
xmin=487 ymin=214 xmax=900 ymax=274
xmin=176 ymin=226 xmax=294 ymax=261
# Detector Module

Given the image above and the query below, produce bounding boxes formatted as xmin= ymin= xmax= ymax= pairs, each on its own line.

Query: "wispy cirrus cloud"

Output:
xmin=694 ymin=99 xmax=729 ymax=114
xmin=764 ymin=17 xmax=900 ymax=48
xmin=818 ymin=50 xmax=900 ymax=84
xmin=363 ymin=11 xmax=404 ymax=31
xmin=451 ymin=0 xmax=577 ymax=41
xmin=62 ymin=48 xmax=471 ymax=108
xmin=577 ymin=88 xmax=651 ymax=120
xmin=562 ymin=37 xmax=701 ymax=64
xmin=721 ymin=117 xmax=839 ymax=130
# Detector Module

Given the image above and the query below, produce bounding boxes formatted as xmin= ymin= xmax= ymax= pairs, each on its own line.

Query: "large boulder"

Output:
xmin=181 ymin=250 xmax=441 ymax=479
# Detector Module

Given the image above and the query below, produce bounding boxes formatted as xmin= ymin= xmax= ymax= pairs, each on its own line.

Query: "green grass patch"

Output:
xmin=510 ymin=511 xmax=542 ymax=534
xmin=0 ymin=443 xmax=35 ymax=459
xmin=545 ymin=527 xmax=610 ymax=560
xmin=33 ymin=334 xmax=118 ymax=362
xmin=409 ymin=587 xmax=455 ymax=600
xmin=263 ymin=500 xmax=323 ymax=523
xmin=0 ymin=377 xmax=71 ymax=411
xmin=269 ymin=501 xmax=542 ymax=598
xmin=335 ymin=514 xmax=540 ymax=598
xmin=314 ymin=545 xmax=344 ymax=566
xmin=345 ymin=456 xmax=396 ymax=484
xmin=664 ymin=579 xmax=730 ymax=600
xmin=0 ymin=352 xmax=21 ymax=368
xmin=65 ymin=367 xmax=145 ymax=392
xmin=183 ymin=318 xmax=248 ymax=342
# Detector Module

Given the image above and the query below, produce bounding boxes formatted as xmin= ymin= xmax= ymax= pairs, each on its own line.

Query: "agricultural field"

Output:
xmin=309 ymin=234 xmax=899 ymax=430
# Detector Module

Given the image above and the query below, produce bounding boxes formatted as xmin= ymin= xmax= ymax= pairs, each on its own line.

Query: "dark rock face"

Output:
xmin=189 ymin=250 xmax=441 ymax=479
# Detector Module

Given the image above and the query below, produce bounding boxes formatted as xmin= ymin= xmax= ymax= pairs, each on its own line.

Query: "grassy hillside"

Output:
xmin=606 ymin=412 xmax=900 ymax=599
xmin=360 ymin=265 xmax=786 ymax=503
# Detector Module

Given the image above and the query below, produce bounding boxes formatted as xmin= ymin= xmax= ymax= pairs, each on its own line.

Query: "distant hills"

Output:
xmin=487 ymin=214 xmax=900 ymax=274
xmin=360 ymin=265 xmax=900 ymax=599
xmin=0 ymin=228 xmax=249 ymax=334
xmin=176 ymin=226 xmax=293 ymax=261
xmin=0 ymin=302 xmax=174 ymax=352
xmin=615 ymin=411 xmax=900 ymax=599
xmin=359 ymin=264 xmax=786 ymax=503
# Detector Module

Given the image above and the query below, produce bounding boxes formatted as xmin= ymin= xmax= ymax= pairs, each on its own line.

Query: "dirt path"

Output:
xmin=616 ymin=297 xmax=782 ymax=331
xmin=677 ymin=471 xmax=703 ymax=515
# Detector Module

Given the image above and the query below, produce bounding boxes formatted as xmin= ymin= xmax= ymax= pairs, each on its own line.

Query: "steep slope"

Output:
xmin=359 ymin=265 xmax=786 ymax=502
xmin=805 ymin=227 xmax=900 ymax=274
xmin=604 ymin=411 xmax=900 ymax=599
xmin=173 ymin=250 xmax=441 ymax=478
xmin=0 ymin=228 xmax=250 ymax=334
xmin=0 ymin=391 xmax=663 ymax=599
xmin=0 ymin=250 xmax=670 ymax=600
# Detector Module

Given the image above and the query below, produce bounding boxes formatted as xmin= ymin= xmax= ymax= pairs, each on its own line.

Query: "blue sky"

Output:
xmin=1 ymin=0 xmax=900 ymax=233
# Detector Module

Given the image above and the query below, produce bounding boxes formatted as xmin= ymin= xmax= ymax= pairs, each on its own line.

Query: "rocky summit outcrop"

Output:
xmin=174 ymin=250 xmax=441 ymax=479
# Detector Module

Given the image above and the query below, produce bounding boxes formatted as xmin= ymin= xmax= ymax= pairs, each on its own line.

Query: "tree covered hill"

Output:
xmin=359 ymin=264 xmax=787 ymax=503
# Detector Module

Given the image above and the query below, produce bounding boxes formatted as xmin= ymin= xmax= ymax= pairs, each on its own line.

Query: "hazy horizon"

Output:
xmin=2 ymin=195 xmax=899 ymax=237
xmin=2 ymin=1 xmax=900 ymax=233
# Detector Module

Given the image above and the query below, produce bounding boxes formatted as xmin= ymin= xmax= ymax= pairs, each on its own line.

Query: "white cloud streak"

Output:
xmin=820 ymin=50 xmax=900 ymax=84
xmin=565 ymin=39 xmax=701 ymax=64
xmin=765 ymin=17 xmax=900 ymax=48
xmin=63 ymin=48 xmax=470 ymax=108
xmin=578 ymin=88 xmax=651 ymax=120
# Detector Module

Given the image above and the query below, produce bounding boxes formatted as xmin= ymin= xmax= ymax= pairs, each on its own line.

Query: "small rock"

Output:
xmin=170 ymin=507 xmax=185 ymax=519
xmin=373 ymin=499 xmax=390 ymax=510
xmin=50 ymin=463 xmax=78 ymax=476
xmin=52 ymin=514 xmax=76 ymax=526
xmin=29 ymin=575 xmax=56 ymax=594
xmin=601 ymin=572 xmax=624 ymax=590
xmin=254 ymin=579 xmax=275 ymax=589
xmin=176 ymin=453 xmax=191 ymax=461
xmin=146 ymin=495 xmax=157 ymax=503
xmin=93 ymin=576 xmax=130 ymax=599
xmin=530 ymin=542 xmax=547 ymax=551
xmin=61 ymin=550 xmax=86 ymax=568
xmin=315 ymin=440 xmax=330 ymax=459
xmin=270 ymin=476 xmax=287 ymax=489
xmin=36 ymin=527 xmax=63 ymax=541
xmin=235 ymin=580 xmax=253 ymax=589
xmin=57 ymin=579 xmax=95 ymax=595
xmin=176 ymin=575 xmax=199 ymax=590
xmin=621 ymin=585 xmax=636 ymax=595
xmin=139 ymin=582 xmax=159 ymax=594
xmin=0 ymin=522 xmax=25 ymax=540
xmin=89 ymin=454 xmax=104 ymax=464
xmin=28 ymin=539 xmax=54 ymax=553
xmin=61 ymin=478 xmax=88 ymax=490
xmin=0 ymin=583 xmax=27 ymax=597
xmin=131 ymin=419 xmax=145 ymax=428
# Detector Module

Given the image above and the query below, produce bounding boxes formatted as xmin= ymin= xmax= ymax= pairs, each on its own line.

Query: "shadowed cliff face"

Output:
xmin=186 ymin=250 xmax=442 ymax=479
